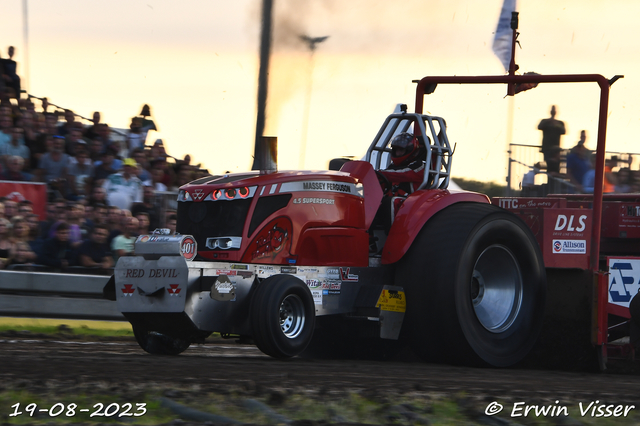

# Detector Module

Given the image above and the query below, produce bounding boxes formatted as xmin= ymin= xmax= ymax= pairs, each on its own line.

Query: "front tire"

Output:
xmin=398 ymin=202 xmax=546 ymax=367
xmin=251 ymin=275 xmax=316 ymax=358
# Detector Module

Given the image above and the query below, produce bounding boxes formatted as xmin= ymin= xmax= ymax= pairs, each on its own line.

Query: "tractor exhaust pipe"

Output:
xmin=259 ymin=136 xmax=277 ymax=174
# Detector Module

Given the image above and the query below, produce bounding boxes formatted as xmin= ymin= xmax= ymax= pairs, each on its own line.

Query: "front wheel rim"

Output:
xmin=280 ymin=294 xmax=306 ymax=339
xmin=470 ymin=244 xmax=523 ymax=333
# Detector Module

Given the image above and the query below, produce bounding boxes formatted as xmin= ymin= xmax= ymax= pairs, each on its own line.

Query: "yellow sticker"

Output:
xmin=376 ymin=289 xmax=406 ymax=313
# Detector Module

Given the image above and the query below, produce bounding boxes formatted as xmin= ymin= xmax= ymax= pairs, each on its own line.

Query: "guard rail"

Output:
xmin=0 ymin=269 xmax=122 ymax=321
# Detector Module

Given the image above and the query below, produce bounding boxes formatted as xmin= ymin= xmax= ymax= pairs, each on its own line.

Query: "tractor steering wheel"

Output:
xmin=375 ymin=171 xmax=393 ymax=196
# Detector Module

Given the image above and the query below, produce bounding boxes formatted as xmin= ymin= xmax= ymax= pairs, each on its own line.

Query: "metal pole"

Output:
xmin=22 ymin=0 xmax=30 ymax=93
xmin=252 ymin=0 xmax=273 ymax=171
xmin=298 ymin=36 xmax=328 ymax=169
xmin=505 ymin=95 xmax=514 ymax=195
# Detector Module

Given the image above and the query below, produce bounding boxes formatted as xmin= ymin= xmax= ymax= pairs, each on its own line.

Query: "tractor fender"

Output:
xmin=339 ymin=160 xmax=384 ymax=230
xmin=381 ymin=190 xmax=490 ymax=264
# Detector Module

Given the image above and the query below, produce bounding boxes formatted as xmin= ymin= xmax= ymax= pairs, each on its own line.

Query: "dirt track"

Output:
xmin=1 ymin=334 xmax=639 ymax=425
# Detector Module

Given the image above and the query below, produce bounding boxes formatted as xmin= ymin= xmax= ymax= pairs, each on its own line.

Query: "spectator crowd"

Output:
xmin=0 ymin=45 xmax=207 ymax=271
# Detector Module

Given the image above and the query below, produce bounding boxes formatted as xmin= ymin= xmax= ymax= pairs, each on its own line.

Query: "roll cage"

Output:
xmin=364 ymin=109 xmax=453 ymax=191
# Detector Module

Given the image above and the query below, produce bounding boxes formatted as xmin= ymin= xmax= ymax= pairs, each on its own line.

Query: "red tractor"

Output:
xmin=108 ymin=89 xmax=552 ymax=367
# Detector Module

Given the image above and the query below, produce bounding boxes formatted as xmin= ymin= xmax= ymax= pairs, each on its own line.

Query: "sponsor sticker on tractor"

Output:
xmin=608 ymin=257 xmax=640 ymax=309
xmin=552 ymin=239 xmax=586 ymax=254
xmin=181 ymin=236 xmax=197 ymax=261
xmin=376 ymin=289 xmax=406 ymax=313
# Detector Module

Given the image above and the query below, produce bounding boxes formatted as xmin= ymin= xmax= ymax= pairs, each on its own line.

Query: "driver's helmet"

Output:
xmin=390 ymin=132 xmax=420 ymax=166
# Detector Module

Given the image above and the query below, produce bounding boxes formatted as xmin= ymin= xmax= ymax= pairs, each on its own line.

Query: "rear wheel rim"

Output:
xmin=470 ymin=244 xmax=523 ymax=333
xmin=280 ymin=294 xmax=306 ymax=339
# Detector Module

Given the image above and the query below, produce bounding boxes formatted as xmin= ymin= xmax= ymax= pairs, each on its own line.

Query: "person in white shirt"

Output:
xmin=103 ymin=158 xmax=143 ymax=210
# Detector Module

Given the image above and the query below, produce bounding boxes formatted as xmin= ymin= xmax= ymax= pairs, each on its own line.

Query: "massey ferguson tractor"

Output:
xmin=107 ymin=102 xmax=547 ymax=367
xmin=105 ymin=18 xmax=634 ymax=369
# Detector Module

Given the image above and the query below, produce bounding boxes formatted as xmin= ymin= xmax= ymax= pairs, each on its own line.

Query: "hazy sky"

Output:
xmin=1 ymin=0 xmax=639 ymax=185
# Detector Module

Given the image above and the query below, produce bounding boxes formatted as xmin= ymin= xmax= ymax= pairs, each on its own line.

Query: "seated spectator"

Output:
xmin=66 ymin=148 xmax=93 ymax=200
xmin=149 ymin=154 xmax=174 ymax=188
xmin=26 ymin=213 xmax=40 ymax=243
xmin=91 ymin=145 xmax=117 ymax=182
xmin=175 ymin=165 xmax=194 ymax=188
xmin=91 ymin=203 xmax=108 ymax=229
xmin=0 ymin=217 xmax=13 ymax=269
xmin=166 ymin=214 xmax=177 ymax=235
xmin=144 ymin=167 xmax=168 ymax=191
xmin=37 ymin=135 xmax=71 ymax=195
xmin=65 ymin=125 xmax=87 ymax=157
xmin=77 ymin=224 xmax=114 ymax=269
xmin=17 ymin=200 xmax=33 ymax=217
xmin=111 ymin=216 xmax=138 ymax=262
xmin=0 ymin=126 xmax=30 ymax=169
xmin=616 ymin=167 xmax=632 ymax=193
xmin=164 ymin=208 xmax=176 ymax=226
xmin=2 ymin=197 xmax=17 ymax=219
xmin=10 ymin=215 xmax=37 ymax=263
xmin=86 ymin=186 xmax=108 ymax=208
xmin=84 ymin=111 xmax=101 ymax=141
xmin=21 ymin=111 xmax=42 ymax=166
xmin=131 ymin=148 xmax=151 ymax=182
xmin=37 ymin=198 xmax=64 ymax=239
xmin=57 ymin=109 xmax=75 ymax=137
xmin=88 ymin=138 xmax=105 ymax=162
xmin=0 ymin=114 xmax=12 ymax=147
xmin=9 ymin=241 xmax=37 ymax=268
xmin=94 ymin=123 xmax=113 ymax=151
xmin=136 ymin=211 xmax=151 ymax=235
xmin=106 ymin=205 xmax=123 ymax=246
xmin=131 ymin=185 xmax=160 ymax=230
xmin=0 ymin=155 xmax=31 ymax=181
xmin=66 ymin=203 xmax=90 ymax=247
xmin=38 ymin=222 xmax=74 ymax=270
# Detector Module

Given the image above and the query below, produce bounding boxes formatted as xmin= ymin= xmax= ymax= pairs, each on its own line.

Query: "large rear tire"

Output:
xmin=398 ymin=202 xmax=546 ymax=367
xmin=251 ymin=275 xmax=316 ymax=358
xmin=133 ymin=326 xmax=191 ymax=355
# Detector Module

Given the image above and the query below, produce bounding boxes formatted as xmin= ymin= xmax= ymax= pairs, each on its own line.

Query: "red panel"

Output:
xmin=601 ymin=201 xmax=640 ymax=238
xmin=296 ymin=227 xmax=369 ymax=267
xmin=507 ymin=208 xmax=590 ymax=269
xmin=541 ymin=208 xmax=591 ymax=269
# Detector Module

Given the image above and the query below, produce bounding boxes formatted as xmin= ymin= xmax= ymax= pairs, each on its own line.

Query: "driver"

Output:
xmin=377 ymin=132 xmax=426 ymax=196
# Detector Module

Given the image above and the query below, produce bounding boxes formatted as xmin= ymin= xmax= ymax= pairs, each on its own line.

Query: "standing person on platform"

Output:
xmin=138 ymin=104 xmax=157 ymax=144
xmin=566 ymin=131 xmax=592 ymax=193
xmin=538 ymin=105 xmax=566 ymax=174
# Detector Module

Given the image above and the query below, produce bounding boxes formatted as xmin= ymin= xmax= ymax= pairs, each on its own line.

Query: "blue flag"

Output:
xmin=493 ymin=0 xmax=517 ymax=72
